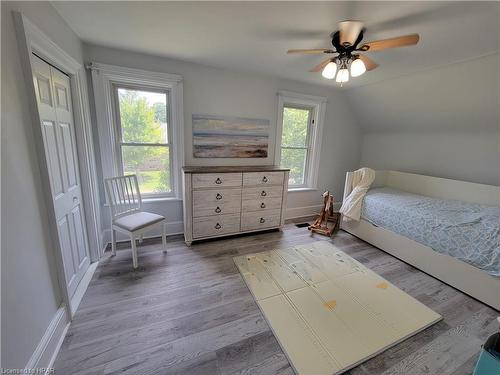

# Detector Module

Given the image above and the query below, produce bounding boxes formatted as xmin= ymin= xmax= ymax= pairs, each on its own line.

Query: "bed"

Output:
xmin=341 ymin=170 xmax=500 ymax=311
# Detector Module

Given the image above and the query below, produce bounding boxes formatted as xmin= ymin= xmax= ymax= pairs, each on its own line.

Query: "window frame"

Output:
xmin=275 ymin=91 xmax=327 ymax=191
xmin=89 ymin=62 xmax=184 ymax=201
xmin=112 ymin=84 xmax=174 ymax=198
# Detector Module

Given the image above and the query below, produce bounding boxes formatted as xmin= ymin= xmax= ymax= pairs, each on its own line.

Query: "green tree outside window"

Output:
xmin=117 ymin=88 xmax=171 ymax=194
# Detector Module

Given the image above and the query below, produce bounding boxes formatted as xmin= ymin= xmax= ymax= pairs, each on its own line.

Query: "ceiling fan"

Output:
xmin=287 ymin=20 xmax=420 ymax=85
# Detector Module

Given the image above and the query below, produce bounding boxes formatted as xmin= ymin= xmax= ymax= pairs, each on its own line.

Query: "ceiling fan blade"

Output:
xmin=309 ymin=58 xmax=334 ymax=72
xmin=358 ymin=54 xmax=378 ymax=71
xmin=339 ymin=20 xmax=364 ymax=47
xmin=361 ymin=34 xmax=420 ymax=52
xmin=287 ymin=48 xmax=334 ymax=54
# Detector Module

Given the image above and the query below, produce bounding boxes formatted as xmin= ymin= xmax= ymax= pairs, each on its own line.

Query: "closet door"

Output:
xmin=32 ymin=54 xmax=90 ymax=299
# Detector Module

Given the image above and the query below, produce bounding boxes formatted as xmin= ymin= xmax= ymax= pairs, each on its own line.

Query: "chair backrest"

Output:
xmin=105 ymin=175 xmax=142 ymax=220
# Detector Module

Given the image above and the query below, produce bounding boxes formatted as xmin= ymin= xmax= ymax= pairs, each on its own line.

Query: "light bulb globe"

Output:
xmin=321 ymin=61 xmax=337 ymax=79
xmin=350 ymin=58 xmax=366 ymax=77
xmin=336 ymin=68 xmax=349 ymax=83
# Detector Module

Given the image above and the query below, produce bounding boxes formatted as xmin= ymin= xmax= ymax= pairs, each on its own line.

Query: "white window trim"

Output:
xmin=89 ymin=62 xmax=184 ymax=200
xmin=275 ymin=90 xmax=327 ymax=191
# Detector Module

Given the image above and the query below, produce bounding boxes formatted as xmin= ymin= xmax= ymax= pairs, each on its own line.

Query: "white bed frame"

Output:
xmin=341 ymin=170 xmax=500 ymax=311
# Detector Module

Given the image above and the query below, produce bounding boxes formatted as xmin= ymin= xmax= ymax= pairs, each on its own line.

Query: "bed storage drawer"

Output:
xmin=241 ymin=209 xmax=282 ymax=231
xmin=243 ymin=171 xmax=285 ymax=187
xmin=192 ymin=173 xmax=242 ymax=189
xmin=193 ymin=214 xmax=241 ymax=238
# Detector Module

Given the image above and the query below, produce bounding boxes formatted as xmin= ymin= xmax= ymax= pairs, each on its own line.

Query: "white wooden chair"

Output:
xmin=104 ymin=175 xmax=167 ymax=268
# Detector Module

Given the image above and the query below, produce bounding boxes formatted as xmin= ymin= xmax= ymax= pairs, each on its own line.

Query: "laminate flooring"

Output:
xmin=53 ymin=222 xmax=499 ymax=375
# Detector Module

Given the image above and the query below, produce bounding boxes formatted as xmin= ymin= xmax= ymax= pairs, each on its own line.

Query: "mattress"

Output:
xmin=361 ymin=187 xmax=500 ymax=276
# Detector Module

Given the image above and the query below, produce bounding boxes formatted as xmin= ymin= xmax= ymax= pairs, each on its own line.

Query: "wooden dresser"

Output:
xmin=182 ymin=166 xmax=289 ymax=245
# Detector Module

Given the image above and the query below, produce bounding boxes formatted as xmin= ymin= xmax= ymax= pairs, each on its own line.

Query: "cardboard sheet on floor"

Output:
xmin=234 ymin=241 xmax=442 ymax=375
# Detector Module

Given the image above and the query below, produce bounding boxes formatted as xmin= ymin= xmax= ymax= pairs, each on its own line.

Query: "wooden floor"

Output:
xmin=54 ymin=222 xmax=499 ymax=375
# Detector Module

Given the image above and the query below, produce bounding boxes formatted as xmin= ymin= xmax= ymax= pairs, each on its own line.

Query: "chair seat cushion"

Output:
xmin=114 ymin=211 xmax=165 ymax=232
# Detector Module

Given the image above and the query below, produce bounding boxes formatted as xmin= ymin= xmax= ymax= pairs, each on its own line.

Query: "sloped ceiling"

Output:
xmin=52 ymin=1 xmax=500 ymax=89
xmin=52 ymin=1 xmax=500 ymax=133
xmin=345 ymin=53 xmax=500 ymax=132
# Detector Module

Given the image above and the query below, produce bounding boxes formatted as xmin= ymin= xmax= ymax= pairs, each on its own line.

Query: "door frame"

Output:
xmin=13 ymin=12 xmax=102 ymax=318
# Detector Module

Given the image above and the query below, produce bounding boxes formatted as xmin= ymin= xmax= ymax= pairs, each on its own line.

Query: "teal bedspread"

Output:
xmin=361 ymin=187 xmax=500 ymax=276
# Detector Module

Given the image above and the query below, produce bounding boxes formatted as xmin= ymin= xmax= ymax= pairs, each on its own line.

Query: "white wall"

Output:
xmin=1 ymin=1 xmax=85 ymax=368
xmin=84 ymin=44 xmax=362 ymax=241
xmin=349 ymin=53 xmax=500 ymax=186
xmin=361 ymin=131 xmax=500 ymax=186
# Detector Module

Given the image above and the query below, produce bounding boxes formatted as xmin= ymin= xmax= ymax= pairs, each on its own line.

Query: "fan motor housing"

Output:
xmin=331 ymin=30 xmax=367 ymax=57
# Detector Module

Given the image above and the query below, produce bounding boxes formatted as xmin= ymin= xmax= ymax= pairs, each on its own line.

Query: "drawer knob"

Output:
xmin=216 ymin=193 xmax=222 ymax=200
xmin=215 ymin=177 xmax=222 ymax=184
xmin=260 ymin=218 xmax=266 ymax=223
xmin=262 ymin=176 xmax=268 ymax=183
xmin=261 ymin=190 xmax=267 ymax=197
xmin=260 ymin=202 xmax=266 ymax=208
xmin=215 ymin=206 xmax=221 ymax=213
xmin=215 ymin=223 xmax=222 ymax=229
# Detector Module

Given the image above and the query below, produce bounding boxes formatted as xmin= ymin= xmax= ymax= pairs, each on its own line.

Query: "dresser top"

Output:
xmin=182 ymin=165 xmax=290 ymax=174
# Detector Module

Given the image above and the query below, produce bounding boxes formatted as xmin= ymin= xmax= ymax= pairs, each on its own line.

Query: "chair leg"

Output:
xmin=111 ymin=228 xmax=116 ymax=256
xmin=131 ymin=234 xmax=138 ymax=269
xmin=162 ymin=222 xmax=167 ymax=253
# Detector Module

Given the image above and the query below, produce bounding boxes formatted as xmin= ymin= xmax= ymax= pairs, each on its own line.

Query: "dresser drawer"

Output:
xmin=243 ymin=171 xmax=285 ymax=187
xmin=241 ymin=209 xmax=281 ymax=231
xmin=242 ymin=197 xmax=282 ymax=212
xmin=193 ymin=201 xmax=241 ymax=218
xmin=192 ymin=173 xmax=242 ymax=189
xmin=193 ymin=214 xmax=240 ymax=238
xmin=242 ymin=186 xmax=283 ymax=200
xmin=193 ymin=188 xmax=241 ymax=206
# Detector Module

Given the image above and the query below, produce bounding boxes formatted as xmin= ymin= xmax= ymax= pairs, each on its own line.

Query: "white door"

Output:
xmin=31 ymin=54 xmax=90 ymax=299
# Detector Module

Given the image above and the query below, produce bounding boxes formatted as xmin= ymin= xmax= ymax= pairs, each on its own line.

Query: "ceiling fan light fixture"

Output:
xmin=321 ymin=61 xmax=337 ymax=79
xmin=350 ymin=58 xmax=366 ymax=77
xmin=336 ymin=68 xmax=349 ymax=83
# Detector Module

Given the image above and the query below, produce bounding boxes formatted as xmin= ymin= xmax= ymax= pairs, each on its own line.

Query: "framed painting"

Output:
xmin=193 ymin=114 xmax=269 ymax=158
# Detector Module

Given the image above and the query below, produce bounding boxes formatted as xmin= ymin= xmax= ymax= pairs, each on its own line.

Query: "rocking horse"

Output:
xmin=308 ymin=191 xmax=340 ymax=236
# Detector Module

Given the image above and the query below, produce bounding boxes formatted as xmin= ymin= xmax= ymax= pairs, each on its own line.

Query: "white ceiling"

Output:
xmin=52 ymin=1 xmax=500 ymax=88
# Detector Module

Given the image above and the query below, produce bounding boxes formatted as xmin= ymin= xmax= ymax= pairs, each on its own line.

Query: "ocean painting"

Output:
xmin=193 ymin=114 xmax=269 ymax=158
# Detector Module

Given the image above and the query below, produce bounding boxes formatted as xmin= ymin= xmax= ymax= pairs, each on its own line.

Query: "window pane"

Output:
xmin=122 ymin=145 xmax=171 ymax=194
xmin=281 ymin=107 xmax=310 ymax=147
xmin=281 ymin=148 xmax=307 ymax=186
xmin=117 ymin=87 xmax=168 ymax=144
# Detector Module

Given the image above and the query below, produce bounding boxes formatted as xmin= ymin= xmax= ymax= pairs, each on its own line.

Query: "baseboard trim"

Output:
xmin=25 ymin=305 xmax=69 ymax=372
xmin=285 ymin=205 xmax=323 ymax=220
xmin=69 ymin=262 xmax=98 ymax=316
xmin=285 ymin=202 xmax=342 ymax=220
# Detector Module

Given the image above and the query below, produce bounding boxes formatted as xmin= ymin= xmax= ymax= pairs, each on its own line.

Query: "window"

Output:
xmin=280 ymin=106 xmax=314 ymax=186
xmin=89 ymin=63 xmax=184 ymax=200
xmin=276 ymin=91 xmax=326 ymax=190
xmin=114 ymin=86 xmax=172 ymax=196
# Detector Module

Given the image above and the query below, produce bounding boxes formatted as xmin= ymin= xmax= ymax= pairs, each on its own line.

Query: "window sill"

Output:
xmin=142 ymin=196 xmax=182 ymax=204
xmin=288 ymin=187 xmax=318 ymax=193
xmin=103 ymin=196 xmax=181 ymax=207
